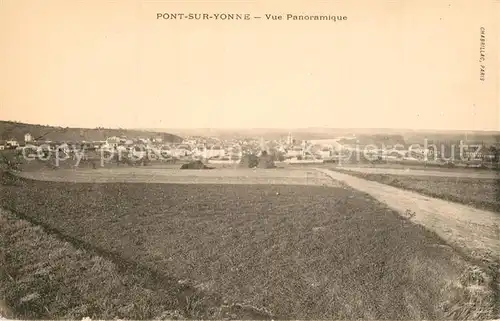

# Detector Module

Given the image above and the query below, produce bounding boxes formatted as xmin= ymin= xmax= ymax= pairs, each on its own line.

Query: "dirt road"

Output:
xmin=315 ymin=168 xmax=500 ymax=261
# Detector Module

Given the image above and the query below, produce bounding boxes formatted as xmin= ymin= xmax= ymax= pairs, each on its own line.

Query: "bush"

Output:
xmin=239 ymin=154 xmax=259 ymax=168
xmin=180 ymin=161 xmax=213 ymax=170
xmin=445 ymin=161 xmax=456 ymax=168
xmin=239 ymin=153 xmax=276 ymax=169
xmin=0 ymin=150 xmax=23 ymax=185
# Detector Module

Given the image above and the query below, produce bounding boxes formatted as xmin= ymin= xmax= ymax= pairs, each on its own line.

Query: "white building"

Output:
xmin=6 ymin=139 xmax=19 ymax=147
xmin=106 ymin=136 xmax=120 ymax=143
xmin=183 ymin=139 xmax=197 ymax=145
xmin=24 ymin=133 xmax=33 ymax=142
xmin=286 ymin=146 xmax=304 ymax=158
xmin=309 ymin=139 xmax=343 ymax=151
xmin=192 ymin=144 xmax=207 ymax=157
xmin=316 ymin=148 xmax=332 ymax=159
xmin=93 ymin=141 xmax=106 ymax=149
xmin=171 ymin=144 xmax=192 ymax=157
xmin=204 ymin=145 xmax=226 ymax=158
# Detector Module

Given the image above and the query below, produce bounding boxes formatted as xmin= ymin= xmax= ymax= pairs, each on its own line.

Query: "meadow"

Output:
xmin=0 ymin=176 xmax=496 ymax=319
xmin=330 ymin=168 xmax=500 ymax=213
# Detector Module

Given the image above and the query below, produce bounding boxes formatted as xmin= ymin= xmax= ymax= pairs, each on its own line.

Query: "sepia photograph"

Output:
xmin=0 ymin=0 xmax=499 ymax=320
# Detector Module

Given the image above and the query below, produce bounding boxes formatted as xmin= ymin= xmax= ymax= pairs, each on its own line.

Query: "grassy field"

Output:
xmin=0 ymin=176 xmax=497 ymax=319
xmin=314 ymin=161 xmax=500 ymax=172
xmin=331 ymin=168 xmax=500 ymax=213
xmin=0 ymin=208 xmax=192 ymax=320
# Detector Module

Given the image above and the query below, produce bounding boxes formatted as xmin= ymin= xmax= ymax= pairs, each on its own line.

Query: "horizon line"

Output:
xmin=1 ymin=119 xmax=500 ymax=133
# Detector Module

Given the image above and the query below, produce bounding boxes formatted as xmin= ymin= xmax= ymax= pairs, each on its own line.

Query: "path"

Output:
xmin=315 ymin=168 xmax=500 ymax=261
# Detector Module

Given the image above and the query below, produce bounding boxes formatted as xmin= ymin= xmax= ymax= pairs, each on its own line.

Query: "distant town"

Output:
xmin=1 ymin=129 xmax=499 ymax=167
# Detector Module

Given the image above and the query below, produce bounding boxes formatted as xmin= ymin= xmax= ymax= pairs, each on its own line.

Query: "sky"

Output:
xmin=1 ymin=0 xmax=498 ymax=130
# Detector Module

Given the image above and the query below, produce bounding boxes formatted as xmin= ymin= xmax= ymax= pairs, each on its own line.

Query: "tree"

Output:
xmin=489 ymin=146 xmax=499 ymax=167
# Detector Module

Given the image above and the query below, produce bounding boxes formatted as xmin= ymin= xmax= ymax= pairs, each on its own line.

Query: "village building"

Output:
xmin=6 ymin=139 xmax=19 ymax=148
xmin=24 ymin=133 xmax=33 ymax=143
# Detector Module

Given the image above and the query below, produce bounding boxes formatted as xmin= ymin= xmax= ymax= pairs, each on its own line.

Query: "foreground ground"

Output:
xmin=0 ymin=174 xmax=497 ymax=319
xmin=330 ymin=167 xmax=500 ymax=213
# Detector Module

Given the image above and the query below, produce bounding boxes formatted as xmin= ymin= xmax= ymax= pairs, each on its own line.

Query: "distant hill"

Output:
xmin=338 ymin=134 xmax=407 ymax=147
xmin=0 ymin=121 xmax=183 ymax=143
xmin=146 ymin=127 xmax=500 ymax=143
xmin=402 ymin=131 xmax=500 ymax=145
